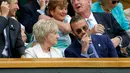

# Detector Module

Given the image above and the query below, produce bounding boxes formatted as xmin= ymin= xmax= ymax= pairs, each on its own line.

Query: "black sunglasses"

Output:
xmin=75 ymin=25 xmax=88 ymax=34
xmin=112 ymin=1 xmax=119 ymax=4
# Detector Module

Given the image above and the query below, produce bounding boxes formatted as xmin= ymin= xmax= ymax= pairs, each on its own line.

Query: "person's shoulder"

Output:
xmin=51 ymin=47 xmax=61 ymax=52
xmin=92 ymin=1 xmax=100 ymax=5
xmin=93 ymin=12 xmax=111 ymax=16
xmin=66 ymin=39 xmax=80 ymax=50
xmin=92 ymin=1 xmax=100 ymax=6
xmin=24 ymin=47 xmax=36 ymax=58
xmin=116 ymin=2 xmax=123 ymax=8
xmin=27 ymin=43 xmax=39 ymax=50
xmin=51 ymin=47 xmax=63 ymax=57
xmin=91 ymin=34 xmax=109 ymax=40
xmin=91 ymin=2 xmax=100 ymax=11
xmin=21 ymin=1 xmax=38 ymax=10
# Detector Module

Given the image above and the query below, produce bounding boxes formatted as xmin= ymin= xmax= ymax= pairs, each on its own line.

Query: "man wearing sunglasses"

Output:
xmin=70 ymin=0 xmax=130 ymax=57
xmin=64 ymin=15 xmax=118 ymax=58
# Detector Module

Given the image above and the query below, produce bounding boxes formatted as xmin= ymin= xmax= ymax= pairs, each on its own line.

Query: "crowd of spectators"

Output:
xmin=0 ymin=0 xmax=130 ymax=58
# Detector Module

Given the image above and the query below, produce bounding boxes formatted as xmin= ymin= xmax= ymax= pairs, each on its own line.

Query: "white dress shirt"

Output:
xmin=85 ymin=12 xmax=102 ymax=35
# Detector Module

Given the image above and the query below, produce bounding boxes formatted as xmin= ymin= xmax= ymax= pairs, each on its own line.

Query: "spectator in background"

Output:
xmin=19 ymin=0 xmax=49 ymax=42
xmin=39 ymin=0 xmax=72 ymax=52
xmin=67 ymin=0 xmax=75 ymax=17
xmin=21 ymin=25 xmax=28 ymax=46
xmin=91 ymin=0 xmax=130 ymax=31
xmin=0 ymin=0 xmax=25 ymax=58
xmin=91 ymin=0 xmax=130 ymax=56
xmin=70 ymin=0 xmax=130 ymax=57
xmin=23 ymin=19 xmax=63 ymax=58
xmin=65 ymin=15 xmax=118 ymax=58
xmin=124 ymin=8 xmax=130 ymax=25
xmin=124 ymin=8 xmax=130 ymax=56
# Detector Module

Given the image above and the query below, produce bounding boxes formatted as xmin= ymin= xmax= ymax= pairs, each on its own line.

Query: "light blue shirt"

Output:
xmin=91 ymin=2 xmax=130 ymax=30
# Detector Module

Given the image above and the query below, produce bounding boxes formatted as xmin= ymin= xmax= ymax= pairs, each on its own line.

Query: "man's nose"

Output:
xmin=17 ymin=5 xmax=19 ymax=10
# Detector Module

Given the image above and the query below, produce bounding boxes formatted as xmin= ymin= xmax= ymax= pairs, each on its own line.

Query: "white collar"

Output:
xmin=85 ymin=12 xmax=95 ymax=20
xmin=37 ymin=0 xmax=40 ymax=5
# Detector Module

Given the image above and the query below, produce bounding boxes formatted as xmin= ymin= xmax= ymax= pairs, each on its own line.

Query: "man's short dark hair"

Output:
xmin=70 ymin=14 xmax=85 ymax=24
xmin=70 ymin=14 xmax=85 ymax=31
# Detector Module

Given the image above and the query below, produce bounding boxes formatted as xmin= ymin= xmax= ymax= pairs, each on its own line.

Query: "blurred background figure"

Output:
xmin=124 ymin=8 xmax=130 ymax=24
xmin=21 ymin=25 xmax=28 ymax=46
xmin=91 ymin=0 xmax=130 ymax=31
xmin=19 ymin=0 xmax=49 ymax=43
xmin=23 ymin=19 xmax=63 ymax=58
xmin=91 ymin=0 xmax=130 ymax=56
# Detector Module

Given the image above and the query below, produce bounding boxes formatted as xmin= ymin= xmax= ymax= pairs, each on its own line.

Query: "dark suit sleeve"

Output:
xmin=65 ymin=50 xmax=75 ymax=57
xmin=15 ymin=23 xmax=25 ymax=57
xmin=11 ymin=19 xmax=25 ymax=58
xmin=102 ymin=13 xmax=130 ymax=48
xmin=0 ymin=16 xmax=8 ymax=34
xmin=110 ymin=14 xmax=130 ymax=48
xmin=19 ymin=5 xmax=39 ymax=33
xmin=105 ymin=35 xmax=118 ymax=57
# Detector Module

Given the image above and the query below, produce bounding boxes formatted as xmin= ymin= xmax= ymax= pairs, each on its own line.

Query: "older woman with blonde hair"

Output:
xmin=23 ymin=19 xmax=63 ymax=58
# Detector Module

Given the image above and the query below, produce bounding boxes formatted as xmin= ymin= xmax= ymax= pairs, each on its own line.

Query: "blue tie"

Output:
xmin=87 ymin=44 xmax=96 ymax=58
xmin=87 ymin=19 xmax=95 ymax=30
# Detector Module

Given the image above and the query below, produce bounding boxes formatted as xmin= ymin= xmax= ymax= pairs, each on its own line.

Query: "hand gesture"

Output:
xmin=81 ymin=33 xmax=91 ymax=54
xmin=90 ymin=24 xmax=105 ymax=34
xmin=1 ymin=1 xmax=9 ymax=17
xmin=39 ymin=0 xmax=49 ymax=10
xmin=111 ymin=37 xmax=121 ymax=48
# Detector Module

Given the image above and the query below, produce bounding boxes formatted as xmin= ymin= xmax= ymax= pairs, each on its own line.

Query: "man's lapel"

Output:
xmin=93 ymin=12 xmax=109 ymax=35
xmin=8 ymin=18 xmax=16 ymax=47
xmin=91 ymin=35 xmax=101 ymax=56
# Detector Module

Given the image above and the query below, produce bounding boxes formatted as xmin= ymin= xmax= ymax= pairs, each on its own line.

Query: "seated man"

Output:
xmin=65 ymin=15 xmax=118 ymax=58
xmin=70 ymin=0 xmax=130 ymax=57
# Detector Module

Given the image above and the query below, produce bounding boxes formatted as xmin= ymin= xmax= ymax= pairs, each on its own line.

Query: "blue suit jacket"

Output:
xmin=65 ymin=34 xmax=118 ymax=58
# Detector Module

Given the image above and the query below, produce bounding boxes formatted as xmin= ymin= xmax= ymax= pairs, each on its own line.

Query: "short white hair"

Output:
xmin=33 ymin=19 xmax=58 ymax=43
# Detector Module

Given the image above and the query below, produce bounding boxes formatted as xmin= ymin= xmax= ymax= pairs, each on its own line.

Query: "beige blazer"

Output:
xmin=23 ymin=44 xmax=63 ymax=58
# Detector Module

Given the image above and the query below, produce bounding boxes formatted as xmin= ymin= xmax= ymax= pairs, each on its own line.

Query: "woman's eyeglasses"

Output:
xmin=75 ymin=25 xmax=88 ymax=34
xmin=112 ymin=1 xmax=119 ymax=4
